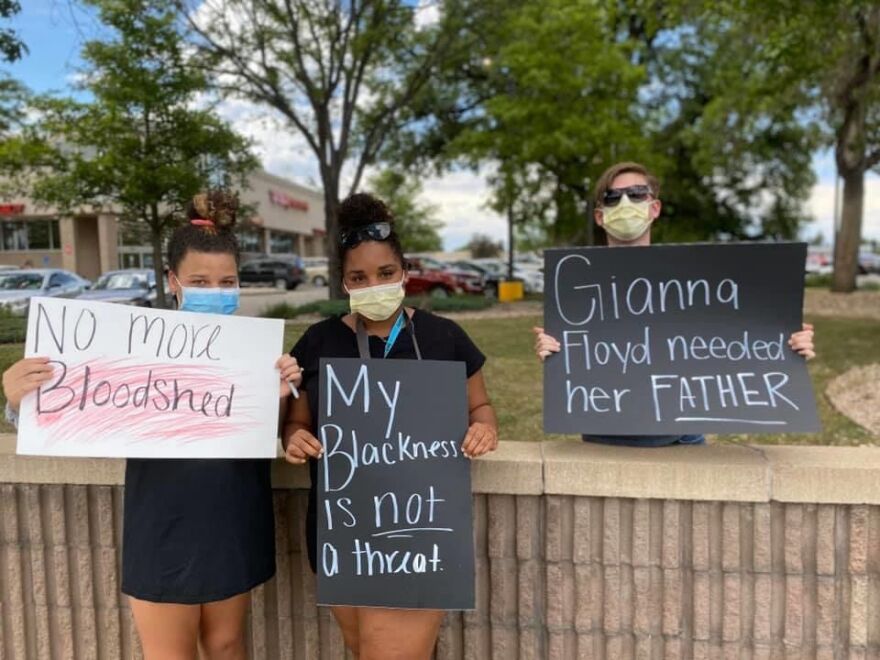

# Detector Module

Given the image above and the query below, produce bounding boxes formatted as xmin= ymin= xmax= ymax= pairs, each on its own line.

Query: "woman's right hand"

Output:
xmin=284 ymin=428 xmax=323 ymax=464
xmin=532 ymin=327 xmax=561 ymax=362
xmin=2 ymin=357 xmax=54 ymax=412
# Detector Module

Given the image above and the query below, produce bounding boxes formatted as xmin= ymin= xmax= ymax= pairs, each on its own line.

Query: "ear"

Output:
xmin=594 ymin=207 xmax=604 ymax=227
xmin=168 ymin=271 xmax=181 ymax=296
xmin=649 ymin=199 xmax=662 ymax=221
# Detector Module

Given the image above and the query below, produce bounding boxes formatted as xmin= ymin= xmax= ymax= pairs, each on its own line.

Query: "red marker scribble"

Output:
xmin=34 ymin=358 xmax=265 ymax=448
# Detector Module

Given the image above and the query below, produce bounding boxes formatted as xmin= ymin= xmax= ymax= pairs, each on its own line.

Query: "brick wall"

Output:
xmin=1 ymin=438 xmax=879 ymax=659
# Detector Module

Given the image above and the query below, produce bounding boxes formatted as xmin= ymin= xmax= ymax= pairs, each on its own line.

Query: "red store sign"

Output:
xmin=0 ymin=204 xmax=25 ymax=215
xmin=269 ymin=190 xmax=309 ymax=212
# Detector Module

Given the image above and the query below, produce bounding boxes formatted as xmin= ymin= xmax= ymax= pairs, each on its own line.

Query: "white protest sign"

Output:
xmin=16 ymin=297 xmax=284 ymax=458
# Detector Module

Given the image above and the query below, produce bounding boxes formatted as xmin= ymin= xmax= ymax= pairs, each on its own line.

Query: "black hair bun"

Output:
xmin=338 ymin=192 xmax=394 ymax=231
xmin=187 ymin=189 xmax=239 ymax=230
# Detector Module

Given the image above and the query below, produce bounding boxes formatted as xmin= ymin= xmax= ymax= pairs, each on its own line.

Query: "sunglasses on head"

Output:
xmin=340 ymin=222 xmax=392 ymax=248
xmin=601 ymin=185 xmax=653 ymax=207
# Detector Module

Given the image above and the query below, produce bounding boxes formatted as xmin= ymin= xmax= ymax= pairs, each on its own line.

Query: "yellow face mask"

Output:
xmin=345 ymin=278 xmax=406 ymax=321
xmin=601 ymin=195 xmax=653 ymax=242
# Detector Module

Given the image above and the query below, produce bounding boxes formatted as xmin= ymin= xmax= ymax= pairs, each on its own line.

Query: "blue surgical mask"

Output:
xmin=173 ymin=275 xmax=240 ymax=315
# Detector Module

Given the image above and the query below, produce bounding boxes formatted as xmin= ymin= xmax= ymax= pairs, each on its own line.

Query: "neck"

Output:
xmin=358 ymin=306 xmax=405 ymax=336
xmin=607 ymin=230 xmax=652 ymax=247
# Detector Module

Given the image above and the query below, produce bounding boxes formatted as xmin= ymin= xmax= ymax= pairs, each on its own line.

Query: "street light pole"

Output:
xmin=507 ymin=195 xmax=514 ymax=281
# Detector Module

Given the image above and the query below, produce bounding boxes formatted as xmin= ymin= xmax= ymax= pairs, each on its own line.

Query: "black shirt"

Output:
xmin=289 ymin=309 xmax=486 ymax=571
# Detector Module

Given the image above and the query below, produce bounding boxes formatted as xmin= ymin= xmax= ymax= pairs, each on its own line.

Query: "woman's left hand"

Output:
xmin=788 ymin=323 xmax=815 ymax=360
xmin=461 ymin=422 xmax=498 ymax=459
xmin=277 ymin=355 xmax=303 ymax=398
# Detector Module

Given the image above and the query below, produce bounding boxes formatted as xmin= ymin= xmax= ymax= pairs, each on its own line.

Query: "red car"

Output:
xmin=405 ymin=257 xmax=461 ymax=297
xmin=406 ymin=256 xmax=485 ymax=296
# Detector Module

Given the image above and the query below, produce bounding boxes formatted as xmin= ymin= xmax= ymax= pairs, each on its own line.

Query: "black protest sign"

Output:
xmin=317 ymin=358 xmax=474 ymax=610
xmin=543 ymin=243 xmax=820 ymax=435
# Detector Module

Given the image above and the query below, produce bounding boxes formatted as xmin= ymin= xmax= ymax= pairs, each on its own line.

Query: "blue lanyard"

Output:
xmin=383 ymin=311 xmax=407 ymax=358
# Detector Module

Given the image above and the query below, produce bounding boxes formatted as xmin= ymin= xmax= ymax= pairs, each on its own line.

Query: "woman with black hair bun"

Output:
xmin=2 ymin=189 xmax=304 ymax=659
xmin=283 ymin=192 xmax=499 ymax=659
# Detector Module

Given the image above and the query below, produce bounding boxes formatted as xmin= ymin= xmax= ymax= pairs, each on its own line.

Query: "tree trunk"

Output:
xmin=831 ymin=168 xmax=864 ymax=293
xmin=324 ymin=186 xmax=343 ymax=300
xmin=149 ymin=206 xmax=168 ymax=308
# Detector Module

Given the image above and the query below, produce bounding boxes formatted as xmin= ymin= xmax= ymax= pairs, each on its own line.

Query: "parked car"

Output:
xmin=806 ymin=248 xmax=833 ymax=274
xmin=0 ymin=269 xmax=90 ymax=316
xmin=239 ymin=255 xmax=305 ymax=290
xmin=302 ymin=256 xmax=329 ymax=287
xmin=448 ymin=260 xmax=501 ymax=298
xmin=404 ymin=258 xmax=460 ymax=298
xmin=858 ymin=252 xmax=880 ymax=274
xmin=472 ymin=258 xmax=545 ymax=293
xmin=407 ymin=255 xmax=486 ymax=295
xmin=515 ymin=252 xmax=544 ymax=271
xmin=77 ymin=269 xmax=166 ymax=307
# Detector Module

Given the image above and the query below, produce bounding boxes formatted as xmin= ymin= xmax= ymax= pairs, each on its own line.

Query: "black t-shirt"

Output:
xmin=291 ymin=309 xmax=486 ymax=426
xmin=289 ymin=308 xmax=486 ymax=571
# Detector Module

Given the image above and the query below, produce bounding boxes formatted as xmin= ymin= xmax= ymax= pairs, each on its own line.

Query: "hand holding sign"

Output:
xmin=3 ymin=356 xmax=55 ymax=411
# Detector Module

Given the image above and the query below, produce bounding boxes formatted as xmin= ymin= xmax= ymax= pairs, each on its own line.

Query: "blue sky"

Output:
xmin=6 ymin=0 xmax=879 ymax=251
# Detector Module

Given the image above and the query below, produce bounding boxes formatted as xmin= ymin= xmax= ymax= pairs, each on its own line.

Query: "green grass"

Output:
xmin=2 ymin=314 xmax=877 ymax=445
xmin=281 ymin=313 xmax=880 ymax=446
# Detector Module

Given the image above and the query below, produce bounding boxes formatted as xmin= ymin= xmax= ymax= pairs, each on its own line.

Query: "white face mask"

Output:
xmin=345 ymin=278 xmax=406 ymax=321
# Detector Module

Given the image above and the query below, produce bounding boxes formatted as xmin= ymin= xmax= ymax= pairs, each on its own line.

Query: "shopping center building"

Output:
xmin=0 ymin=169 xmax=326 ymax=281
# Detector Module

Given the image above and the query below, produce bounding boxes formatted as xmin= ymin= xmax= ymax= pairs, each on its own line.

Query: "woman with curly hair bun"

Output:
xmin=3 ymin=189 xmax=303 ymax=660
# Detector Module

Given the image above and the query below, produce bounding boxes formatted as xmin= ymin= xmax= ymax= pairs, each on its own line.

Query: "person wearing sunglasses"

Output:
xmin=532 ymin=161 xmax=817 ymax=447
xmin=282 ymin=192 xmax=498 ymax=659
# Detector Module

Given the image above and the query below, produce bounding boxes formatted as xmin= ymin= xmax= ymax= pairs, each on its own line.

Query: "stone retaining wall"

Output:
xmin=1 ymin=437 xmax=879 ymax=659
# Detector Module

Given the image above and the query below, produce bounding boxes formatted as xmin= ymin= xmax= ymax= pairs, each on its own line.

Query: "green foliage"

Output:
xmin=0 ymin=0 xmax=26 ymax=63
xmin=388 ymin=0 xmax=818 ymax=247
xmin=261 ymin=295 xmax=493 ymax=319
xmin=0 ymin=307 xmax=25 ymax=344
xmin=367 ymin=170 xmax=443 ymax=253
xmin=805 ymin=274 xmax=834 ymax=289
xmin=465 ymin=233 xmax=503 ymax=258
xmin=698 ymin=1 xmax=879 ymax=291
xmin=187 ymin=0 xmax=464 ymax=297
xmin=17 ymin=0 xmax=256 ymax=307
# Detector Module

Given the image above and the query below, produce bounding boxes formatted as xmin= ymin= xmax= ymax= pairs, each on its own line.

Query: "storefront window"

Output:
xmin=236 ymin=228 xmax=263 ymax=253
xmin=269 ymin=231 xmax=296 ymax=255
xmin=0 ymin=219 xmax=61 ymax=251
xmin=1 ymin=221 xmax=28 ymax=251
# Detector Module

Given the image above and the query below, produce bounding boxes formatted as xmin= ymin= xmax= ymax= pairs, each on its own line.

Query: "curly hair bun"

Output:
xmin=338 ymin=192 xmax=394 ymax=231
xmin=188 ymin=189 xmax=239 ymax=230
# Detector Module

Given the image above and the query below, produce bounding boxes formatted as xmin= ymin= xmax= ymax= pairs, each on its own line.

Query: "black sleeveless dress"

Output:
xmin=121 ymin=457 xmax=275 ymax=604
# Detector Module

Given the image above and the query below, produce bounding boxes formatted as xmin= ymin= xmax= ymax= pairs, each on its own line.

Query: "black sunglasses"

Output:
xmin=601 ymin=185 xmax=653 ymax=207
xmin=340 ymin=222 xmax=392 ymax=248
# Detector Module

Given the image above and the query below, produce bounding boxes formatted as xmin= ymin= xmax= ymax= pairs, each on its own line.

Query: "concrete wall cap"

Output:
xmin=4 ymin=434 xmax=880 ymax=504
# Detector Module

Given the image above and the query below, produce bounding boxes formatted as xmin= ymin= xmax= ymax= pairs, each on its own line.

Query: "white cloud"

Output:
xmin=417 ymin=169 xmax=506 ymax=251
xmin=803 ymin=172 xmax=880 ymax=245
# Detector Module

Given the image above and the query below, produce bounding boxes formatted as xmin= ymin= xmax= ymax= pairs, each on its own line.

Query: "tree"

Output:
xmin=388 ymin=0 xmax=817 ymax=249
xmin=705 ymin=1 xmax=880 ymax=292
xmin=368 ymin=169 xmax=442 ymax=253
xmin=0 ymin=0 xmax=26 ymax=63
xmin=27 ymin=0 xmax=256 ymax=307
xmin=465 ymin=233 xmax=502 ymax=259
xmin=183 ymin=0 xmax=463 ymax=297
